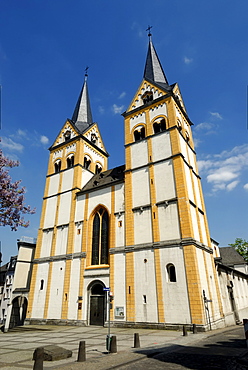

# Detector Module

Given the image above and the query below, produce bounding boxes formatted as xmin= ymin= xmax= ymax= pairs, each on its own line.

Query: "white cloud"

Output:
xmin=112 ymin=104 xmax=124 ymax=114
xmin=40 ymin=135 xmax=49 ymax=145
xmin=184 ymin=56 xmax=193 ymax=65
xmin=118 ymin=92 xmax=126 ymax=99
xmin=210 ymin=112 xmax=223 ymax=120
xmin=17 ymin=129 xmax=27 ymax=137
xmin=195 ymin=122 xmax=214 ymax=131
xmin=198 ymin=144 xmax=248 ymax=193
xmin=0 ymin=137 xmax=24 ymax=152
xmin=98 ymin=106 xmax=105 ymax=114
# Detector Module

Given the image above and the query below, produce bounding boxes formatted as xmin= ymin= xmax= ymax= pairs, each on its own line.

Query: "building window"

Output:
xmin=64 ymin=130 xmax=71 ymax=141
xmin=142 ymin=92 xmax=153 ymax=105
xmin=67 ymin=155 xmax=74 ymax=169
xmin=134 ymin=126 xmax=145 ymax=142
xmin=91 ymin=133 xmax=97 ymax=144
xmin=167 ymin=264 xmax=176 ymax=282
xmin=95 ymin=164 xmax=102 ymax=174
xmin=153 ymin=118 xmax=166 ymax=134
xmin=40 ymin=279 xmax=44 ymax=290
xmin=84 ymin=156 xmax=91 ymax=170
xmin=91 ymin=208 xmax=109 ymax=265
xmin=54 ymin=160 xmax=61 ymax=173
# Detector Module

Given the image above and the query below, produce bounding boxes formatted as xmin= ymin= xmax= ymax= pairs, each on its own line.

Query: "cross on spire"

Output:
xmin=146 ymin=25 xmax=153 ymax=39
xmin=85 ymin=66 xmax=89 ymax=79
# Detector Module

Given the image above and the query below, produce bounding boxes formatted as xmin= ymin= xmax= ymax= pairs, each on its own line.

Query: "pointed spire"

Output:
xmin=72 ymin=67 xmax=93 ymax=133
xmin=143 ymin=28 xmax=169 ymax=85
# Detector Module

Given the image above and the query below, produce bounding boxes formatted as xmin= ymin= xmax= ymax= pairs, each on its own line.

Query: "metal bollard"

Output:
xmin=183 ymin=325 xmax=188 ymax=336
xmin=192 ymin=324 xmax=197 ymax=334
xmin=134 ymin=333 xmax=140 ymax=348
xmin=110 ymin=335 xmax=117 ymax=353
xmin=77 ymin=341 xmax=86 ymax=362
xmin=33 ymin=347 xmax=44 ymax=370
xmin=243 ymin=319 xmax=248 ymax=347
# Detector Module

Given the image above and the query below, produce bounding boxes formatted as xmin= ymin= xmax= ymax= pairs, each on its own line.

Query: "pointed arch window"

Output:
xmin=91 ymin=208 xmax=109 ymax=265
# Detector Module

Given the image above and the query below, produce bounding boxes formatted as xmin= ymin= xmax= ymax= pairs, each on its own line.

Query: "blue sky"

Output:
xmin=0 ymin=0 xmax=247 ymax=263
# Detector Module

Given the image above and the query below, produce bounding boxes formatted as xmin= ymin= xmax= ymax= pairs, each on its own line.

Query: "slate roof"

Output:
xmin=219 ymin=247 xmax=247 ymax=266
xmin=79 ymin=164 xmax=125 ymax=194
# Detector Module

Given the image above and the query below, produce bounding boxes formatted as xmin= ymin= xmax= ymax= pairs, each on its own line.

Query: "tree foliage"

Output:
xmin=228 ymin=238 xmax=248 ymax=262
xmin=0 ymin=147 xmax=35 ymax=231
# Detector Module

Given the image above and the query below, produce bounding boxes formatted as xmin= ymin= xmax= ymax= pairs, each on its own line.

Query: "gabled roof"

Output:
xmin=79 ymin=165 xmax=125 ymax=194
xmin=219 ymin=247 xmax=247 ymax=266
xmin=71 ymin=75 xmax=93 ymax=133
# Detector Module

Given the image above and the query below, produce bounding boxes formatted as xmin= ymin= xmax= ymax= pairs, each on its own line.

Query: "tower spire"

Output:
xmin=72 ymin=67 xmax=93 ymax=133
xmin=143 ymin=29 xmax=169 ymax=85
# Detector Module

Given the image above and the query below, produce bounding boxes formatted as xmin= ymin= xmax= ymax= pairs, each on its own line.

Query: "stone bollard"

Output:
xmin=134 ymin=333 xmax=140 ymax=348
xmin=243 ymin=319 xmax=248 ymax=347
xmin=77 ymin=341 xmax=86 ymax=362
xmin=192 ymin=324 xmax=197 ymax=334
xmin=33 ymin=347 xmax=44 ymax=370
xmin=183 ymin=325 xmax=188 ymax=336
xmin=110 ymin=335 xmax=117 ymax=353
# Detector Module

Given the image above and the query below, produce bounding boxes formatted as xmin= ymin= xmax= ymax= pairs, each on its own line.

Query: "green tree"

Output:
xmin=228 ymin=238 xmax=248 ymax=262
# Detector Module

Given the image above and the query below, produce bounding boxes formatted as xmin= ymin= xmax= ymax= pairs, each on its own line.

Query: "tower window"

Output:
xmin=64 ymin=130 xmax=71 ymax=141
xmin=134 ymin=126 xmax=145 ymax=142
xmin=91 ymin=133 xmax=97 ymax=144
xmin=84 ymin=156 xmax=91 ymax=170
xmin=40 ymin=279 xmax=44 ymax=290
xmin=91 ymin=208 xmax=109 ymax=265
xmin=54 ymin=160 xmax=61 ymax=173
xmin=95 ymin=164 xmax=102 ymax=174
xmin=67 ymin=155 xmax=74 ymax=169
xmin=167 ymin=264 xmax=177 ymax=282
xmin=142 ymin=92 xmax=153 ymax=105
xmin=153 ymin=118 xmax=166 ymax=134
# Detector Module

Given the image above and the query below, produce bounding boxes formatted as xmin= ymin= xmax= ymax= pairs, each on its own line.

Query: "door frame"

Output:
xmin=87 ymin=280 xmax=107 ymax=326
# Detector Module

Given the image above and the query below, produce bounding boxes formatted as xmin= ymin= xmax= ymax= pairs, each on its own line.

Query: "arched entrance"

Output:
xmin=89 ymin=282 xmax=106 ymax=326
xmin=9 ymin=296 xmax=27 ymax=329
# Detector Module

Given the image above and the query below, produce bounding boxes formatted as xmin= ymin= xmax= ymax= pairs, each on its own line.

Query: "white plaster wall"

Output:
xmin=188 ymin=146 xmax=197 ymax=173
xmin=131 ymin=140 xmax=148 ymax=169
xmin=151 ymin=132 xmax=172 ymax=162
xmin=154 ymin=160 xmax=176 ymax=202
xmin=88 ymin=187 xmax=111 ymax=217
xmin=190 ymin=205 xmax=200 ymax=242
xmin=114 ymin=183 xmax=125 ymax=213
xmin=61 ymin=169 xmax=74 ymax=192
xmin=17 ymin=246 xmax=33 ymax=261
xmin=55 ymin=226 xmax=68 ymax=255
xmin=43 ymin=197 xmax=57 ymax=228
xmin=134 ymin=209 xmax=152 ymax=245
xmin=65 ymin=143 xmax=76 ymax=156
xmin=48 ymin=174 xmax=60 ymax=197
xmin=115 ymin=215 xmax=125 ymax=247
xmin=12 ymin=263 xmax=30 ymax=289
xmin=132 ymin=168 xmax=150 ymax=207
xmin=31 ymin=263 xmax=50 ymax=318
xmin=195 ymin=248 xmax=209 ymax=306
xmin=184 ymin=166 xmax=194 ymax=203
xmin=57 ymin=192 xmax=71 ymax=226
xmin=74 ymin=223 xmax=83 ymax=253
xmin=75 ymin=194 xmax=86 ymax=222
xmin=179 ymin=135 xmax=188 ymax=162
xmin=81 ymin=169 xmax=94 ymax=189
xmin=193 ymin=175 xmax=202 ymax=210
xmin=129 ymin=112 xmax=146 ymax=131
xmin=160 ymin=246 xmax=191 ymax=323
xmin=113 ymin=253 xmax=126 ymax=320
xmin=149 ymin=103 xmax=167 ymax=121
xmin=205 ymin=253 xmax=222 ymax=322
xmin=134 ymin=249 xmax=158 ymax=323
xmin=158 ymin=203 xmax=181 ymax=241
xmin=47 ymin=260 xmax=66 ymax=319
xmin=40 ymin=229 xmax=53 ymax=258
xmin=84 ymin=144 xmax=105 ymax=166
xmin=68 ymin=258 xmax=81 ymax=320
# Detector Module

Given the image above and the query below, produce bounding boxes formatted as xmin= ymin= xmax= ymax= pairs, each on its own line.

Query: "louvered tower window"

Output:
xmin=91 ymin=208 xmax=109 ymax=265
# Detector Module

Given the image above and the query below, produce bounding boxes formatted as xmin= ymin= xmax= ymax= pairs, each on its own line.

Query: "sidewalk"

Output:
xmin=0 ymin=324 xmax=246 ymax=369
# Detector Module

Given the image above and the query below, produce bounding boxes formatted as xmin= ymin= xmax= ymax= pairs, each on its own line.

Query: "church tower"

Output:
xmin=123 ymin=32 xmax=223 ymax=327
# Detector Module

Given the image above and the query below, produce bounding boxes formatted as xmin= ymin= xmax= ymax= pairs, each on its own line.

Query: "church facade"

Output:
xmin=26 ymin=36 xmax=228 ymax=330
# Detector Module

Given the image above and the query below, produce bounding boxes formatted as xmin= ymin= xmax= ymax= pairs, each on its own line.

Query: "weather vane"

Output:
xmin=85 ymin=66 xmax=89 ymax=77
xmin=146 ymin=25 xmax=153 ymax=39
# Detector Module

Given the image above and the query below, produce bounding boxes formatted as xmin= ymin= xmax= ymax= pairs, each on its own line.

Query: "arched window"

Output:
xmin=54 ymin=160 xmax=61 ymax=173
xmin=95 ymin=164 xmax=102 ymax=174
xmin=134 ymin=126 xmax=145 ymax=142
xmin=67 ymin=155 xmax=74 ymax=169
xmin=153 ymin=118 xmax=166 ymax=134
xmin=40 ymin=279 xmax=44 ymax=290
xmin=64 ymin=130 xmax=71 ymax=141
xmin=167 ymin=264 xmax=176 ymax=282
xmin=92 ymin=208 xmax=109 ymax=265
xmin=84 ymin=156 xmax=91 ymax=170
xmin=142 ymin=92 xmax=153 ymax=105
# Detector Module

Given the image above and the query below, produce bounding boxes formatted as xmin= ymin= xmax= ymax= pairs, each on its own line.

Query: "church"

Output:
xmin=24 ymin=34 xmax=243 ymax=331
